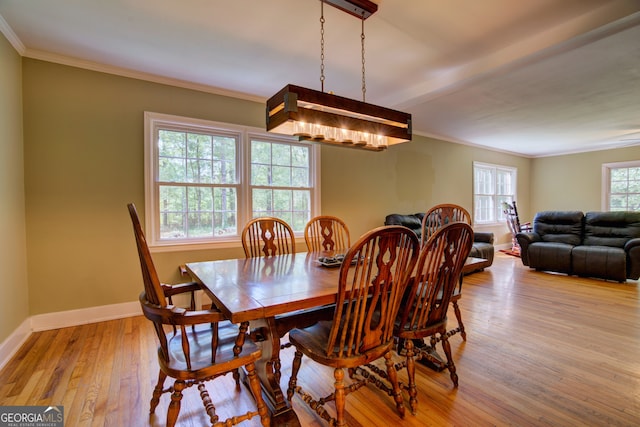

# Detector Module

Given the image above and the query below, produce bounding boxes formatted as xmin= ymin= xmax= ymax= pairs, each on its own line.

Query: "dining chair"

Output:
xmin=421 ymin=203 xmax=472 ymax=340
xmin=241 ymin=217 xmax=296 ymax=257
xmin=420 ymin=203 xmax=472 ymax=245
xmin=395 ymin=222 xmax=473 ymax=414
xmin=303 ymin=215 xmax=351 ymax=252
xmin=286 ymin=225 xmax=420 ymax=426
xmin=127 ymin=203 xmax=270 ymax=427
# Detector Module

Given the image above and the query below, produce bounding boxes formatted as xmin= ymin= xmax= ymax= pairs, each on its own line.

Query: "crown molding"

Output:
xmin=22 ymin=47 xmax=266 ymax=104
xmin=0 ymin=13 xmax=25 ymax=54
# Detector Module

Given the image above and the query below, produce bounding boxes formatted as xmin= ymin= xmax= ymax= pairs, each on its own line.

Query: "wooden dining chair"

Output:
xmin=303 ymin=215 xmax=351 ymax=252
xmin=396 ymin=222 xmax=474 ymax=414
xmin=127 ymin=204 xmax=270 ymax=427
xmin=421 ymin=203 xmax=472 ymax=340
xmin=286 ymin=225 xmax=420 ymax=426
xmin=241 ymin=217 xmax=296 ymax=257
xmin=420 ymin=203 xmax=472 ymax=245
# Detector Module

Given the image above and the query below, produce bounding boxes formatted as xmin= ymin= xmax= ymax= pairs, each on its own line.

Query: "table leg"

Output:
xmin=247 ymin=307 xmax=334 ymax=426
xmin=250 ymin=316 xmax=300 ymax=427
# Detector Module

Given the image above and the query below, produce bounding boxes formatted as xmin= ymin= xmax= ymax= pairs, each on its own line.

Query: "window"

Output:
xmin=602 ymin=161 xmax=640 ymax=211
xmin=144 ymin=112 xmax=320 ymax=250
xmin=473 ymin=162 xmax=517 ymax=224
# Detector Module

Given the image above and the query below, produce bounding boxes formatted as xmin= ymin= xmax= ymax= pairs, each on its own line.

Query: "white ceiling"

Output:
xmin=1 ymin=0 xmax=639 ymax=157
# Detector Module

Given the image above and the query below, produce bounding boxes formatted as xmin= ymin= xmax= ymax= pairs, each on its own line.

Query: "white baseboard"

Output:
xmin=0 ymin=318 xmax=31 ymax=371
xmin=0 ymin=300 xmax=140 ymax=371
xmin=30 ymin=301 xmax=141 ymax=331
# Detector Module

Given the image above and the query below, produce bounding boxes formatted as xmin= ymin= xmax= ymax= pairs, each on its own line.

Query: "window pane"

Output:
xmin=252 ymin=141 xmax=271 ymax=164
xmin=159 ymin=157 xmax=186 ymax=182
xmin=292 ymin=146 xmax=309 ymax=167
xmin=250 ymin=139 xmax=311 ymax=231
xmin=212 ymin=136 xmax=237 ymax=184
xmin=611 ymin=168 xmax=628 ymax=181
xmin=611 ymin=181 xmax=628 ymax=193
xmin=628 ymin=194 xmax=640 ymax=211
xmin=273 ymin=190 xmax=292 ymax=211
xmin=186 ymin=159 xmax=212 ymax=183
xmin=610 ymin=194 xmax=627 ymax=211
xmin=272 ymin=165 xmax=292 ymax=186
xmin=158 ymin=130 xmax=186 ymax=157
xmin=292 ymin=167 xmax=309 ymax=187
xmin=159 ymin=186 xmax=186 ymax=239
xmin=187 ymin=133 xmax=212 ymax=159
xmin=253 ymin=189 xmax=272 ymax=214
xmin=272 ymin=143 xmax=291 ymax=166
xmin=496 ymin=169 xmax=512 ymax=195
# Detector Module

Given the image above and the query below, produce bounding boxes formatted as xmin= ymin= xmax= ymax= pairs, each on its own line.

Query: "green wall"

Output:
xmin=20 ymin=58 xmax=531 ymax=316
xmin=532 ymin=147 xmax=640 ymax=212
xmin=0 ymin=34 xmax=29 ymax=342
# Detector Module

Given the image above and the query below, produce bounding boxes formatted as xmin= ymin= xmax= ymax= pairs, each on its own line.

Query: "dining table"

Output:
xmin=186 ymin=251 xmax=484 ymax=425
xmin=186 ymin=251 xmax=342 ymax=426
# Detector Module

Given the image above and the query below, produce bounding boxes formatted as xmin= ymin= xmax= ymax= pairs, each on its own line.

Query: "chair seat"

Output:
xmin=289 ymin=321 xmax=393 ymax=368
xmin=394 ymin=318 xmax=447 ymax=342
xmin=162 ymin=321 xmax=262 ymax=380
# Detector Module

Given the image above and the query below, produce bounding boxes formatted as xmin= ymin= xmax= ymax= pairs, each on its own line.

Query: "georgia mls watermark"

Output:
xmin=0 ymin=406 xmax=63 ymax=427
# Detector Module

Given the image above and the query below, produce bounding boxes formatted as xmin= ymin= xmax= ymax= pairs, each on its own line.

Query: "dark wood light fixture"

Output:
xmin=265 ymin=0 xmax=412 ymax=151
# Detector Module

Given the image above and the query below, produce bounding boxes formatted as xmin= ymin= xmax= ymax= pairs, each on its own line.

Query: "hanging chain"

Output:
xmin=320 ymin=1 xmax=325 ymax=92
xmin=361 ymin=13 xmax=366 ymax=102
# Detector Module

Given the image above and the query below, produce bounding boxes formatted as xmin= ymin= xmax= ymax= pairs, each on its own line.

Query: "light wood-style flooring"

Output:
xmin=1 ymin=253 xmax=639 ymax=426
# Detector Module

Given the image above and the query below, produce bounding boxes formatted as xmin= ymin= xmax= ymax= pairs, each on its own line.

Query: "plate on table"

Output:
xmin=316 ymin=254 xmax=361 ymax=268
xmin=317 ymin=255 xmax=345 ymax=268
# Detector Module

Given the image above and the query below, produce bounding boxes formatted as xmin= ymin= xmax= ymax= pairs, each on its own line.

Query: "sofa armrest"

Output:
xmin=624 ymin=238 xmax=640 ymax=280
xmin=624 ymin=237 xmax=640 ymax=252
xmin=473 ymin=231 xmax=494 ymax=244
xmin=516 ymin=232 xmax=540 ymax=266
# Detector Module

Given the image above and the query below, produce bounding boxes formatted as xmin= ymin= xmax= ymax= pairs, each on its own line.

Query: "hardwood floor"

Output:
xmin=1 ymin=253 xmax=639 ymax=426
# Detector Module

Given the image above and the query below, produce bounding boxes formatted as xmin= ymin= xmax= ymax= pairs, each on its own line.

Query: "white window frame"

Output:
xmin=144 ymin=112 xmax=321 ymax=251
xmin=602 ymin=160 xmax=640 ymax=211
xmin=473 ymin=161 xmax=517 ymax=225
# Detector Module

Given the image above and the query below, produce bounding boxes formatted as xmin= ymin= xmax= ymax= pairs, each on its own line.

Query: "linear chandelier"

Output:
xmin=266 ymin=0 xmax=412 ymax=151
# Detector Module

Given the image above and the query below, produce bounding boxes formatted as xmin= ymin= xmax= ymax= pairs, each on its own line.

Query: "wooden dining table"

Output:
xmin=186 ymin=251 xmax=342 ymax=426
xmin=186 ymin=252 xmax=485 ymax=425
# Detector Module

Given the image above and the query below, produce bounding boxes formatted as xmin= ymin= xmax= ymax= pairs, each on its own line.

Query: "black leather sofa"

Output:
xmin=384 ymin=213 xmax=495 ymax=272
xmin=516 ymin=210 xmax=640 ymax=282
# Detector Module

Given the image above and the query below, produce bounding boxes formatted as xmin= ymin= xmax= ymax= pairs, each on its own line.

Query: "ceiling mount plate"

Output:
xmin=323 ymin=0 xmax=378 ymax=19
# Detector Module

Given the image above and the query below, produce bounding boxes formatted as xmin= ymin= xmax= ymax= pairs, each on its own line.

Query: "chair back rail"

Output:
xmin=421 ymin=203 xmax=471 ymax=246
xmin=242 ymin=217 xmax=296 ymax=257
xmin=304 ymin=215 xmax=351 ymax=252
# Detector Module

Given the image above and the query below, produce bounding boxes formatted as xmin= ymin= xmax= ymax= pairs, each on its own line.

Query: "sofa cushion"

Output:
xmin=468 ymin=242 xmax=494 ymax=271
xmin=583 ymin=211 xmax=640 ymax=248
xmin=571 ymin=245 xmax=626 ymax=282
xmin=533 ymin=211 xmax=584 ymax=245
xmin=384 ymin=213 xmax=425 ymax=237
xmin=527 ymin=241 xmax=574 ymax=274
